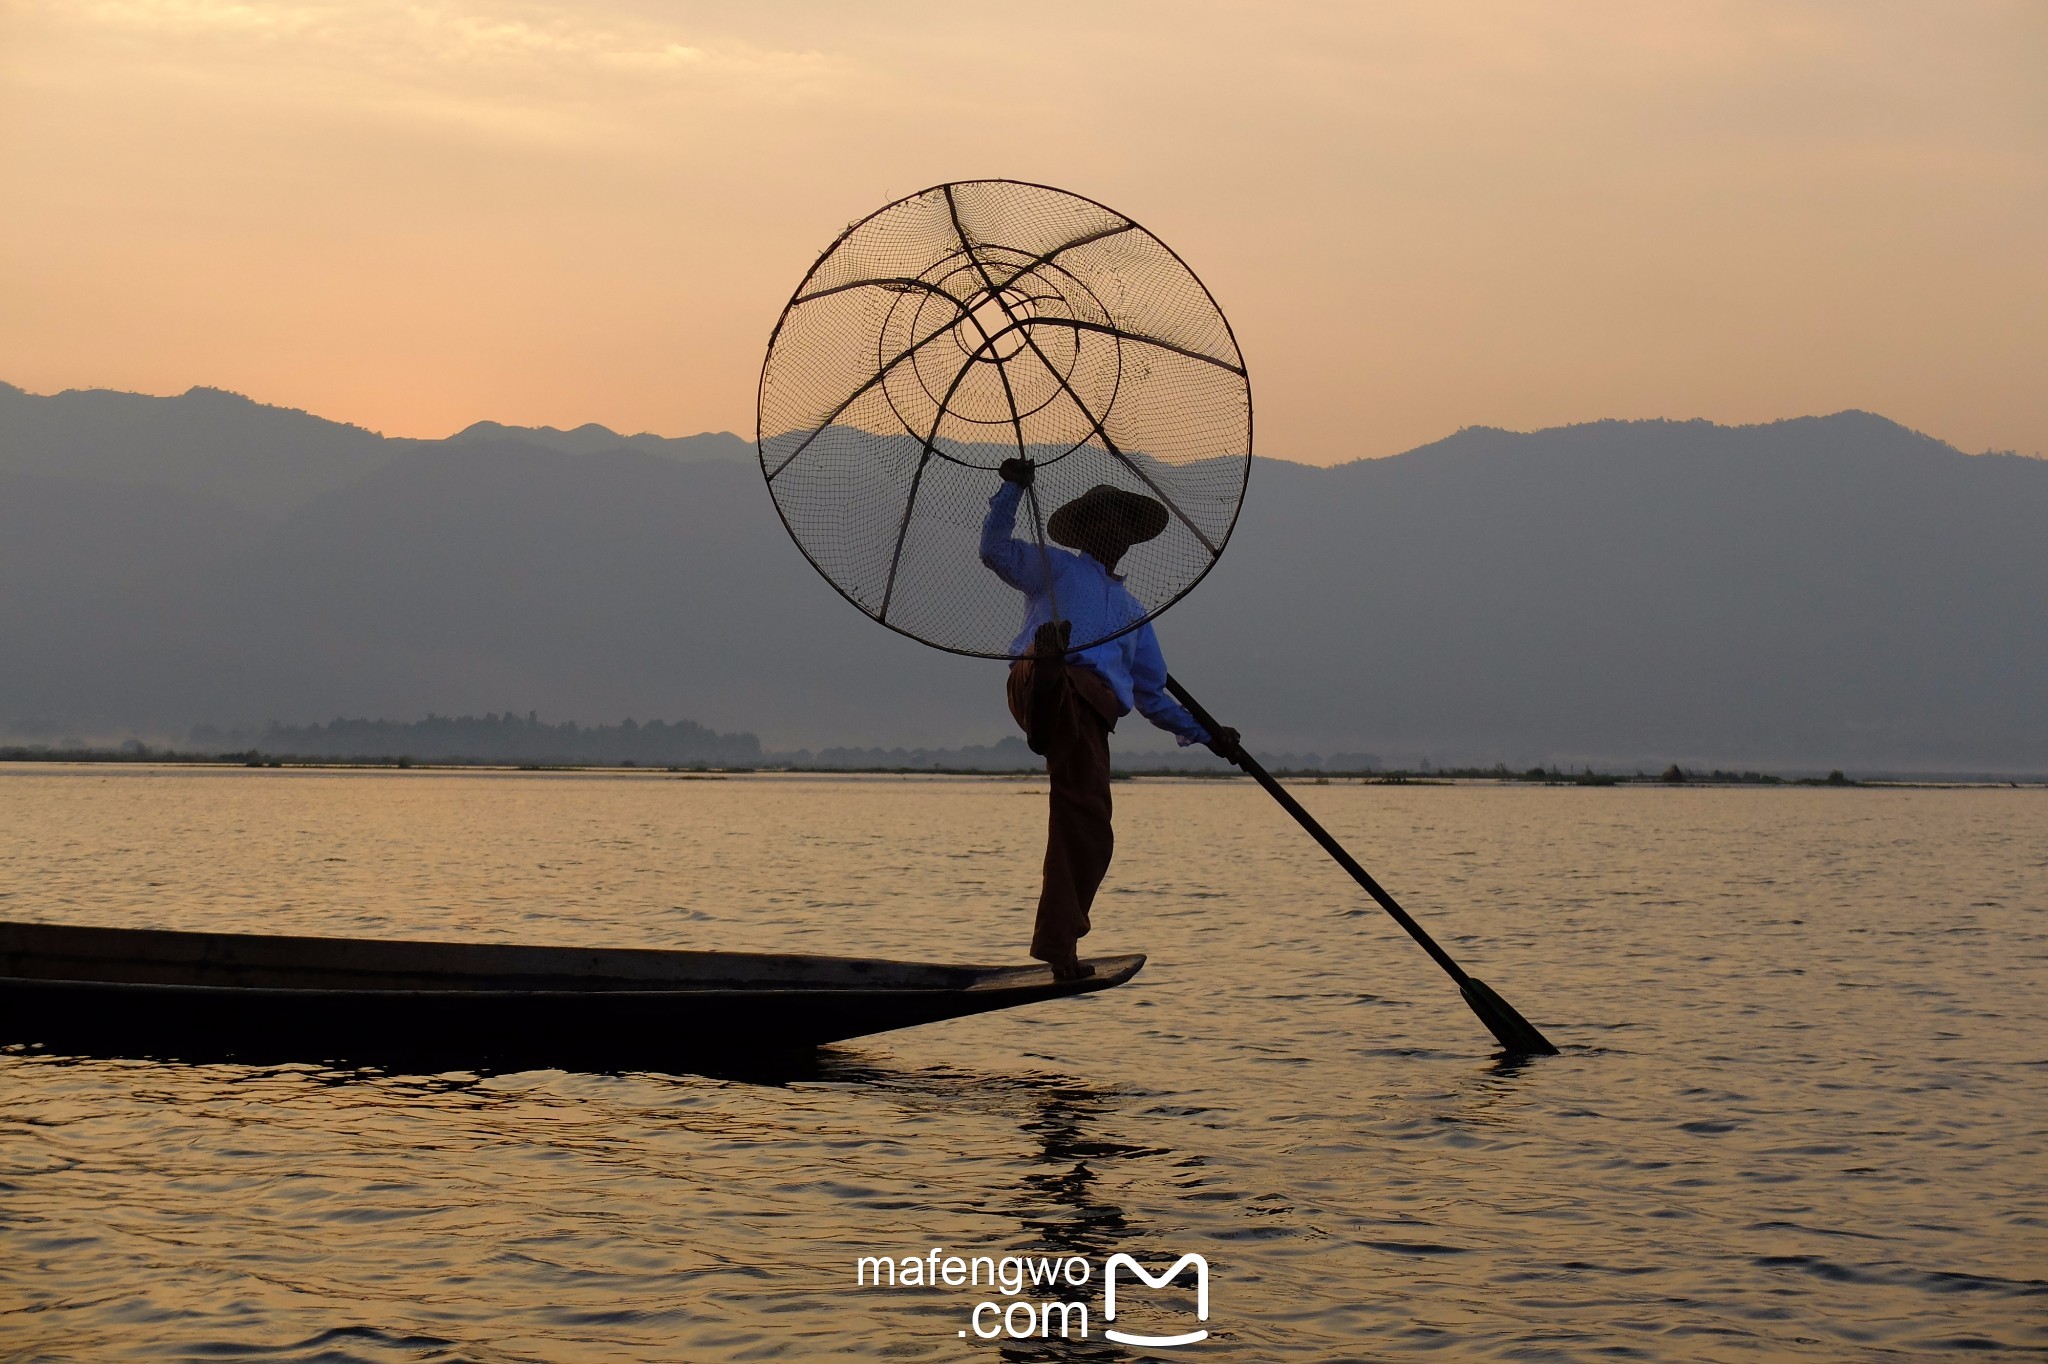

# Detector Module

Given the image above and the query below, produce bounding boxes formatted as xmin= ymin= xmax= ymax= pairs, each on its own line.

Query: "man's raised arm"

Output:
xmin=979 ymin=460 xmax=1045 ymax=592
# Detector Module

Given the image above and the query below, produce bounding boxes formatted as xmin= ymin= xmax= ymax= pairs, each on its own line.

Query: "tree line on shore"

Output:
xmin=185 ymin=712 xmax=764 ymax=767
xmin=1 ymin=724 xmax=1885 ymax=784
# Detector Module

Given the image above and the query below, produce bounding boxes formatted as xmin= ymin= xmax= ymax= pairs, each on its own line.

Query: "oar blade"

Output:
xmin=1459 ymin=976 xmax=1560 ymax=1056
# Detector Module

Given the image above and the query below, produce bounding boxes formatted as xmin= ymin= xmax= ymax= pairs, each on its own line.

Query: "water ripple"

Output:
xmin=1 ymin=770 xmax=2044 ymax=1360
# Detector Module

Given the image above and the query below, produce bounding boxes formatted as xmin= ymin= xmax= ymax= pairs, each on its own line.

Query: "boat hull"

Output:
xmin=0 ymin=921 xmax=1145 ymax=1069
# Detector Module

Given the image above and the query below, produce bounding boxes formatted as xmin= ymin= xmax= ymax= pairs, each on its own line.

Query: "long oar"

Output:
xmin=1165 ymin=677 xmax=1560 ymax=1057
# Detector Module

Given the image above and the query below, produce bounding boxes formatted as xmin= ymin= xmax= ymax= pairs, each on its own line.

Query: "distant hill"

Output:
xmin=446 ymin=421 xmax=751 ymax=463
xmin=1 ymin=383 xmax=2042 ymax=772
xmin=0 ymin=382 xmax=389 ymax=518
xmin=1176 ymin=415 xmax=2048 ymax=771
xmin=0 ymin=382 xmax=747 ymax=518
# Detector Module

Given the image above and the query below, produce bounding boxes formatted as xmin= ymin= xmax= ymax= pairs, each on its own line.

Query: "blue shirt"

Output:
xmin=979 ymin=482 xmax=1209 ymax=746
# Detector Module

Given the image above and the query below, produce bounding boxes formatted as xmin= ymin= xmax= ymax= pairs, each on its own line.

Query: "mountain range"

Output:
xmin=3 ymin=381 xmax=2042 ymax=772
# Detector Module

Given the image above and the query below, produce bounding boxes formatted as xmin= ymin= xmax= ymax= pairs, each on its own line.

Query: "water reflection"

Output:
xmin=1019 ymin=1082 xmax=1150 ymax=1252
xmin=1006 ymin=1081 xmax=1156 ymax=1361
xmin=787 ymin=1055 xmax=1169 ymax=1360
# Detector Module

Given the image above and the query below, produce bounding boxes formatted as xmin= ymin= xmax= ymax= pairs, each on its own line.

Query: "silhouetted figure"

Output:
xmin=981 ymin=459 xmax=1240 ymax=979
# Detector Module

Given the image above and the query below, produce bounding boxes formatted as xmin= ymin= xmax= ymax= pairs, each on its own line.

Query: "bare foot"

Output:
xmin=1048 ymin=953 xmax=1096 ymax=981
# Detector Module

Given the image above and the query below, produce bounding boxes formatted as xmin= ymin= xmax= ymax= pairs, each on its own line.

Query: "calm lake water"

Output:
xmin=2 ymin=766 xmax=2043 ymax=1361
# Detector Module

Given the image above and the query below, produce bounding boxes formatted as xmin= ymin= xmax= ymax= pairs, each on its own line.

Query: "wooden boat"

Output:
xmin=0 ymin=920 xmax=1144 ymax=1069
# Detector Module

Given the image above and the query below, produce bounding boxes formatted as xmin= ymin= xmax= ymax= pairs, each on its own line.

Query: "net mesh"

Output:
xmin=758 ymin=180 xmax=1252 ymax=659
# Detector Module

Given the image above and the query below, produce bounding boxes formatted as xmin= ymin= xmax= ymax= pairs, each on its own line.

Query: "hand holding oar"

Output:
xmin=1165 ymin=677 xmax=1559 ymax=1057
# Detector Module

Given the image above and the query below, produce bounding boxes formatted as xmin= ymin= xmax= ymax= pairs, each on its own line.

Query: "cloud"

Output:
xmin=22 ymin=0 xmax=844 ymax=147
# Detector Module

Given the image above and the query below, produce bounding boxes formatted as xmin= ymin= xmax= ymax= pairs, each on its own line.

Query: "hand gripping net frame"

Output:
xmin=757 ymin=180 xmax=1253 ymax=659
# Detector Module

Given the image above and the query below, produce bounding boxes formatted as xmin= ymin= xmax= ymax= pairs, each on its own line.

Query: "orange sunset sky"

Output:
xmin=2 ymin=1 xmax=2042 ymax=463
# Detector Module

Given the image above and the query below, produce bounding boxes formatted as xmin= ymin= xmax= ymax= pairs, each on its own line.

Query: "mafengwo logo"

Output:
xmin=1102 ymin=1253 xmax=1210 ymax=1346
xmin=854 ymin=1246 xmax=1211 ymax=1344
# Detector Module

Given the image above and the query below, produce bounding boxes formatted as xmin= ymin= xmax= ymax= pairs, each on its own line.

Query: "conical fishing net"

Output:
xmin=758 ymin=180 xmax=1252 ymax=658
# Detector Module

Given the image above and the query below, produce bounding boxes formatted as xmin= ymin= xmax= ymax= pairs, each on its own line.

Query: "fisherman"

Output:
xmin=981 ymin=457 xmax=1242 ymax=979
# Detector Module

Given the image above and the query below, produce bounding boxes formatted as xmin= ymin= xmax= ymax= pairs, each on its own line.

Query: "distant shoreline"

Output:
xmin=3 ymin=750 xmax=2040 ymax=789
